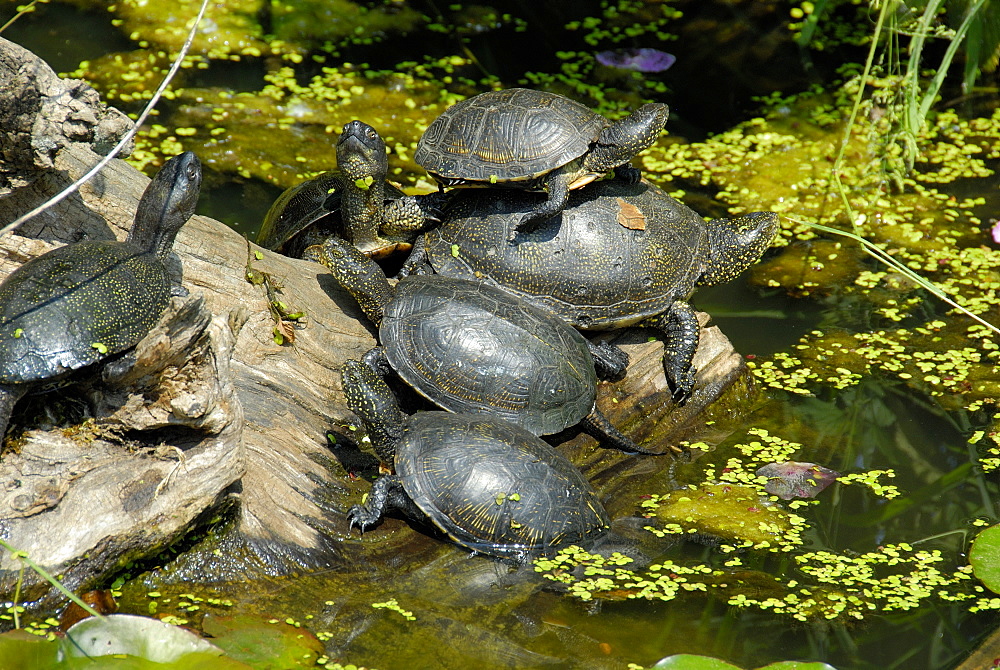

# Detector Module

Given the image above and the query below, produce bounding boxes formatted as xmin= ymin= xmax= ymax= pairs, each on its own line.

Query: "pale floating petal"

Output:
xmin=756 ymin=461 xmax=840 ymax=500
xmin=595 ymin=48 xmax=676 ymax=73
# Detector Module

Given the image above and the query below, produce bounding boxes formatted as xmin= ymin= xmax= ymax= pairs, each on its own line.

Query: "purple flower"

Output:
xmin=991 ymin=219 xmax=1000 ymax=244
xmin=595 ymin=48 xmax=676 ymax=73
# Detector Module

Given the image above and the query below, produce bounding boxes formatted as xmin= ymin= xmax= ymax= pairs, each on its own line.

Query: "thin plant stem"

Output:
xmin=915 ymin=0 xmax=988 ymax=123
xmin=797 ymin=218 xmax=1000 ymax=336
xmin=830 ymin=0 xmax=892 ymax=234
xmin=0 ymin=539 xmax=103 ymax=624
xmin=817 ymin=2 xmax=998 ymax=338
xmin=0 ymin=0 xmax=43 ymax=35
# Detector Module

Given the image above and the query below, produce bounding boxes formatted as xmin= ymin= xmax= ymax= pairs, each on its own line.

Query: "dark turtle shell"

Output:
xmin=415 ymin=88 xmax=608 ymax=184
xmin=382 ymin=275 xmax=597 ymax=436
xmin=421 ymin=179 xmax=710 ymax=329
xmin=256 ymin=170 xmax=407 ymax=253
xmin=0 ymin=152 xmax=199 ymax=385
xmin=396 ymin=411 xmax=610 ymax=559
xmin=0 ymin=242 xmax=171 ymax=382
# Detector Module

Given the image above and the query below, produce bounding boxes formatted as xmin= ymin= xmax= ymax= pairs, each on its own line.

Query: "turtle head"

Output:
xmin=587 ymin=103 xmax=670 ymax=173
xmin=341 ymin=359 xmax=405 ymax=462
xmin=337 ymin=120 xmax=389 ymax=184
xmin=698 ymin=211 xmax=780 ymax=286
xmin=302 ymin=236 xmax=392 ymax=327
xmin=129 ymin=151 xmax=201 ymax=258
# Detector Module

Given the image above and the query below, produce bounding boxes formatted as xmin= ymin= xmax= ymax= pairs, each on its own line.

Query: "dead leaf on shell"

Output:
xmin=616 ymin=198 xmax=646 ymax=230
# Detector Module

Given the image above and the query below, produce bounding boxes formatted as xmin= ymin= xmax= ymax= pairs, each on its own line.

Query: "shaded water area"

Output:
xmin=4 ymin=1 xmax=1000 ymax=668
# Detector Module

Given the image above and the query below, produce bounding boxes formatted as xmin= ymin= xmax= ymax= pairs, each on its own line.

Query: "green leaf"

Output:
xmin=201 ymin=613 xmax=324 ymax=668
xmin=0 ymin=630 xmax=59 ymax=669
xmin=970 ymin=524 xmax=1000 ymax=593
xmin=253 ymin=250 xmax=263 ymax=260
xmin=756 ymin=663 xmax=839 ymax=670
xmin=650 ymin=655 xmax=744 ymax=670
xmin=91 ymin=342 xmax=108 ymax=354
xmin=354 ymin=175 xmax=374 ymax=190
xmin=451 ymin=243 xmax=461 ymax=258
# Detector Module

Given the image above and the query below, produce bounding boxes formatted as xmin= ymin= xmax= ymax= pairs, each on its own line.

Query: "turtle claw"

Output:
xmin=669 ymin=370 xmax=696 ymax=407
xmin=588 ymin=340 xmax=630 ymax=381
xmin=347 ymin=504 xmax=379 ymax=531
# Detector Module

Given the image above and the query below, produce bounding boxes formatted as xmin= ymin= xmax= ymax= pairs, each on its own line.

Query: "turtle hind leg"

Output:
xmin=511 ymin=171 xmax=572 ymax=238
xmin=0 ymin=383 xmax=28 ymax=441
xmin=348 ymin=474 xmax=415 ymax=530
xmin=643 ymin=301 xmax=700 ymax=406
xmin=587 ymin=340 xmax=629 ymax=382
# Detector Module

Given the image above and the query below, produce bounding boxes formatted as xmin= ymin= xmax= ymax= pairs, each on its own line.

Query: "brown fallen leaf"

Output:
xmin=616 ymin=198 xmax=647 ymax=230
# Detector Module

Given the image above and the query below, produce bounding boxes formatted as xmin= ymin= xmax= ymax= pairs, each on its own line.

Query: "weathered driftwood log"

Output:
xmin=0 ymin=37 xmax=132 ymax=196
xmin=0 ymin=35 xmax=753 ymax=606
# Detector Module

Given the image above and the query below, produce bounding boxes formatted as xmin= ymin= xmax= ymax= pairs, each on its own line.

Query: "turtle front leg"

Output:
xmin=361 ymin=346 xmax=394 ymax=378
xmin=348 ymin=474 xmax=405 ymax=530
xmin=512 ymin=170 xmax=572 ymax=239
xmin=643 ymin=300 xmax=700 ymax=405
xmin=613 ymin=164 xmax=642 ymax=184
xmin=380 ymin=191 xmax=447 ymax=238
xmin=396 ymin=236 xmax=432 ymax=278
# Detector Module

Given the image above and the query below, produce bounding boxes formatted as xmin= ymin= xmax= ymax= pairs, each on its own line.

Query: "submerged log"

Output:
xmin=0 ymin=35 xmax=753 ymax=606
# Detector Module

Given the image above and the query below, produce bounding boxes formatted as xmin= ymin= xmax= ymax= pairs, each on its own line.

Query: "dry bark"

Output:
xmin=0 ymin=35 xmax=754 ymax=605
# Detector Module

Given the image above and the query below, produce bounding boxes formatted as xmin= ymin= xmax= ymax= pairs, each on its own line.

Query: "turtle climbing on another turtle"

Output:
xmin=305 ymin=236 xmax=663 ymax=454
xmin=0 ymin=151 xmax=202 ymax=439
xmin=258 ymin=120 xmax=444 ymax=258
xmin=400 ymin=179 xmax=780 ymax=406
xmin=341 ymin=359 xmax=612 ymax=560
xmin=415 ymin=88 xmax=669 ymax=236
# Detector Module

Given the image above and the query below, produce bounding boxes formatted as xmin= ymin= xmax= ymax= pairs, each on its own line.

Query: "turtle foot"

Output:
xmin=614 ymin=164 xmax=642 ymax=184
xmin=588 ymin=340 xmax=630 ymax=381
xmin=347 ymin=504 xmax=382 ymax=531
xmin=668 ymin=370 xmax=696 ymax=407
xmin=508 ymin=212 xmax=546 ymax=242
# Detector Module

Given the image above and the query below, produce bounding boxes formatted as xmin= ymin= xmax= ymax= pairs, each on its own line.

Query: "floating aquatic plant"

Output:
xmin=532 ymin=427 xmax=993 ymax=621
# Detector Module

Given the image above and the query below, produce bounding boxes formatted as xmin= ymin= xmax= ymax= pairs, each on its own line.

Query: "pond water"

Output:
xmin=4 ymin=1 xmax=1000 ymax=669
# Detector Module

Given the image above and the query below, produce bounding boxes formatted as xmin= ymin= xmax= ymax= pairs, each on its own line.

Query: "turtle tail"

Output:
xmin=579 ymin=408 xmax=665 ymax=456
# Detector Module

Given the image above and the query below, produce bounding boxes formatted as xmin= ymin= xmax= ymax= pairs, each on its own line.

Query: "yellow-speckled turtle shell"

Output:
xmin=0 ymin=152 xmax=200 ymax=384
xmin=382 ymin=275 xmax=598 ymax=436
xmin=415 ymin=88 xmax=608 ymax=184
xmin=0 ymin=241 xmax=172 ymax=383
xmin=422 ymin=179 xmax=711 ymax=329
xmin=396 ymin=411 xmax=610 ymax=559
